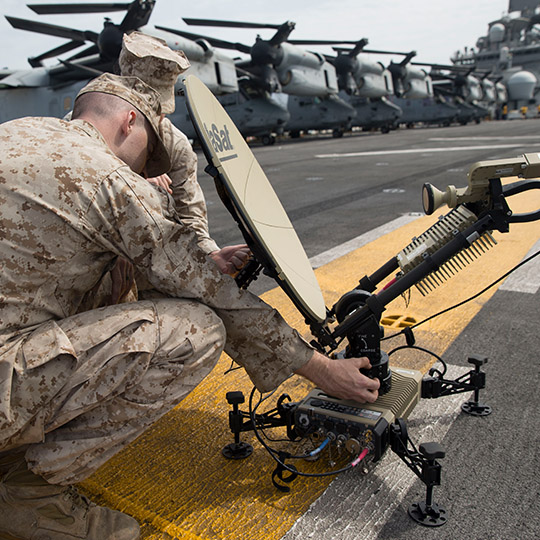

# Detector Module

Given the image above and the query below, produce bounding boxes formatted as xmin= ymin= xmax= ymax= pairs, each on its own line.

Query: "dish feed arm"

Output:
xmin=316 ymin=163 xmax=540 ymax=359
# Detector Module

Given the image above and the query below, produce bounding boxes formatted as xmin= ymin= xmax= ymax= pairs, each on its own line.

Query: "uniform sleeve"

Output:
xmin=81 ymin=169 xmax=314 ymax=392
xmin=159 ymin=118 xmax=219 ymax=254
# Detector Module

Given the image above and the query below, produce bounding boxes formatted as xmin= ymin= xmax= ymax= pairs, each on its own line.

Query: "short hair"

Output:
xmin=72 ymin=92 xmax=139 ymax=121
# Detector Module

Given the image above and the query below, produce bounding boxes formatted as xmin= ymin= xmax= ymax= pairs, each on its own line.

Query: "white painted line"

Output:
xmin=309 ymin=213 xmax=423 ymax=269
xmin=316 ymin=144 xmax=524 ymax=159
xmin=429 ymin=136 xmax=540 ymax=141
xmin=499 ymin=239 xmax=540 ymax=294
xmin=282 ymin=365 xmax=470 ymax=540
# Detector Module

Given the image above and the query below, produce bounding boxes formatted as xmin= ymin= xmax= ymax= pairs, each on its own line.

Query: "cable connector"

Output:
xmin=403 ymin=326 xmax=416 ymax=347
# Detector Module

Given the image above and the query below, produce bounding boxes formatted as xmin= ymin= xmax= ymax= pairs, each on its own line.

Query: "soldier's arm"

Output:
xmin=90 ymin=167 xmax=378 ymax=398
xmin=158 ymin=118 xmax=219 ymax=254
xmin=157 ymin=118 xmax=252 ymax=277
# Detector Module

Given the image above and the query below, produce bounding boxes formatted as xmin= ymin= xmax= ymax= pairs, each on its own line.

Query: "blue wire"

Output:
xmin=308 ymin=437 xmax=330 ymax=457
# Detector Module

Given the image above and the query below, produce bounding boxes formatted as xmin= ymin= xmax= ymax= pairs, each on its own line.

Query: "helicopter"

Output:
xmin=283 ymin=38 xmax=402 ymax=134
xmin=333 ymin=44 xmax=402 ymax=134
xmin=415 ymin=63 xmax=497 ymax=125
xmin=378 ymin=51 xmax=461 ymax=128
xmin=1 ymin=1 xmax=289 ymax=140
xmin=4 ymin=1 xmax=240 ymax=92
xmin=175 ymin=17 xmax=340 ymax=96
xmin=164 ymin=18 xmax=360 ymax=139
xmin=329 ymin=48 xmax=460 ymax=130
xmin=294 ymin=39 xmax=459 ymax=131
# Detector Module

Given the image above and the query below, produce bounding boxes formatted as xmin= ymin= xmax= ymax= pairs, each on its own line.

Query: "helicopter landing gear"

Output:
xmin=261 ymin=134 xmax=276 ymax=146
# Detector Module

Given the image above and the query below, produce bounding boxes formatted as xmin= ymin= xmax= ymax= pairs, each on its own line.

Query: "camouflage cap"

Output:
xmin=119 ymin=31 xmax=191 ymax=114
xmin=76 ymin=73 xmax=170 ymax=177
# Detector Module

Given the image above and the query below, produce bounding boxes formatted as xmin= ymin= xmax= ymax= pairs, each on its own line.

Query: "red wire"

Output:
xmin=351 ymin=447 xmax=370 ymax=467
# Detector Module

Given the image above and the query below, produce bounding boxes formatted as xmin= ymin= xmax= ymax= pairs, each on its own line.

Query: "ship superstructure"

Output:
xmin=452 ymin=0 xmax=540 ymax=109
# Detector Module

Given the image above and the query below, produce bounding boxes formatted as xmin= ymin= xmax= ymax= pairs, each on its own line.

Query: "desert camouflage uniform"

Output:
xmin=0 ymin=116 xmax=313 ymax=485
xmin=118 ymin=32 xmax=217 ymax=252
xmin=159 ymin=117 xmax=219 ymax=254
xmin=76 ymin=116 xmax=218 ymax=309
xmin=75 ymin=31 xmax=219 ymax=308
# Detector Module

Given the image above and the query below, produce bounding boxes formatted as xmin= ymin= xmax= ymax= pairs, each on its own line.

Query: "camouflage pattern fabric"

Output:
xmin=75 ymin=117 xmax=217 ymax=311
xmin=0 ymin=116 xmax=313 ymax=482
xmin=159 ymin=117 xmax=219 ymax=254
xmin=17 ymin=299 xmax=225 ymax=485
xmin=119 ymin=31 xmax=190 ymax=115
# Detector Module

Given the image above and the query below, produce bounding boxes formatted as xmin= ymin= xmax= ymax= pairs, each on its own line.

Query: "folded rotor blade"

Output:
xmin=363 ymin=48 xmax=416 ymax=57
xmin=268 ymin=21 xmax=295 ymax=46
xmin=28 ymin=1 xmax=155 ymax=34
xmin=411 ymin=62 xmax=482 ymax=74
xmin=183 ymin=17 xmax=281 ymax=29
xmin=28 ymin=3 xmax=131 ymax=15
xmin=28 ymin=39 xmax=85 ymax=67
xmin=399 ymin=51 xmax=417 ymax=65
xmin=5 ymin=16 xmax=98 ymax=42
xmin=119 ymin=0 xmax=155 ymax=31
xmin=350 ymin=38 xmax=369 ymax=56
xmin=155 ymin=25 xmax=252 ymax=54
xmin=288 ymin=39 xmax=359 ymax=45
xmin=292 ymin=38 xmax=368 ymax=58
xmin=332 ymin=46 xmax=410 ymax=56
xmin=58 ymin=59 xmax=104 ymax=77
xmin=66 ymin=44 xmax=100 ymax=61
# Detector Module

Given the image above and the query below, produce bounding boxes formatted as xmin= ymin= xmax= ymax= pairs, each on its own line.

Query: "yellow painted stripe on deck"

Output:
xmin=80 ymin=182 xmax=540 ymax=540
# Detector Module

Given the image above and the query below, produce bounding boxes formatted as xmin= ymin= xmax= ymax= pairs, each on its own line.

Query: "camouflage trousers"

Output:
xmin=1 ymin=298 xmax=225 ymax=485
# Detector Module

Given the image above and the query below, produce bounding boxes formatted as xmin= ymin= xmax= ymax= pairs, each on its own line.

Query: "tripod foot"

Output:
xmin=408 ymin=501 xmax=447 ymax=527
xmin=461 ymin=401 xmax=492 ymax=416
xmin=222 ymin=442 xmax=253 ymax=460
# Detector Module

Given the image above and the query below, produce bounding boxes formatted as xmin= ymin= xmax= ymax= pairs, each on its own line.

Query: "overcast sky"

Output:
xmin=1 ymin=0 xmax=511 ymax=71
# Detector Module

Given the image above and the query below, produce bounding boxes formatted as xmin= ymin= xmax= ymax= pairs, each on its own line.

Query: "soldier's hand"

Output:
xmin=295 ymin=350 xmax=380 ymax=403
xmin=210 ymin=244 xmax=251 ymax=275
xmin=147 ymin=173 xmax=173 ymax=194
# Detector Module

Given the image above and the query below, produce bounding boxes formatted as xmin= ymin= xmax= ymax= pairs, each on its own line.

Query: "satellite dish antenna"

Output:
xmin=183 ymin=74 xmax=327 ymax=324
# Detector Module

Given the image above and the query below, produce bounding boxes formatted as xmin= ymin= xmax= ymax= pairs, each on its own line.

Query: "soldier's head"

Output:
xmin=118 ymin=31 xmax=190 ymax=115
xmin=73 ymin=73 xmax=170 ymax=176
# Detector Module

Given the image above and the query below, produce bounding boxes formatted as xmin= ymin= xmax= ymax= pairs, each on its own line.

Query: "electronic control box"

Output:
xmin=294 ymin=367 xmax=423 ymax=460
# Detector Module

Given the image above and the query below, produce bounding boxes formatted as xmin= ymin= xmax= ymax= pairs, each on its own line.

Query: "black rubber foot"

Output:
xmin=222 ymin=442 xmax=253 ymax=460
xmin=461 ymin=401 xmax=492 ymax=416
xmin=408 ymin=501 xmax=447 ymax=527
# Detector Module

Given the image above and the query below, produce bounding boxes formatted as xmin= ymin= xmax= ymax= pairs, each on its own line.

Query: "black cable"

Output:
xmin=248 ymin=387 xmax=357 ymax=478
xmin=223 ymin=360 xmax=242 ymax=375
xmin=255 ymin=389 xmax=294 ymax=444
xmin=382 ymin=249 xmax=540 ymax=342
xmin=388 ymin=344 xmax=448 ymax=377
